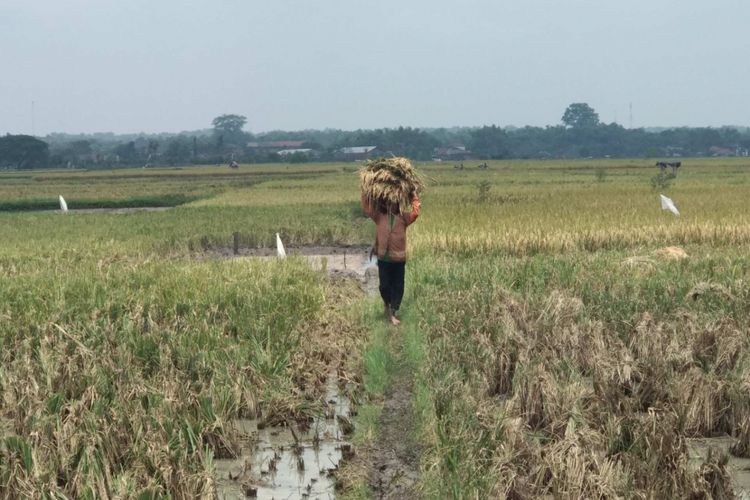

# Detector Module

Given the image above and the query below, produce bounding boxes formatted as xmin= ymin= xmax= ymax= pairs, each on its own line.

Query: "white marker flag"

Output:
xmin=276 ymin=233 xmax=286 ymax=258
xmin=659 ymin=194 xmax=679 ymax=216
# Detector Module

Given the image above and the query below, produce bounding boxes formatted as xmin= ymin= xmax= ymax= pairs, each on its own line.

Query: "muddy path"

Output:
xmin=215 ymin=374 xmax=354 ymax=499
xmin=208 ymin=245 xmax=380 ymax=295
xmin=368 ymin=358 xmax=421 ymax=499
xmin=688 ymin=436 xmax=750 ymax=497
xmin=209 ymin=252 xmax=422 ymax=498
xmin=22 ymin=206 xmax=174 ymax=214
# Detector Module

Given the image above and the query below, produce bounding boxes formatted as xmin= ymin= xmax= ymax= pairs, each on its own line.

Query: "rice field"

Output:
xmin=2 ymin=158 xmax=750 ymax=498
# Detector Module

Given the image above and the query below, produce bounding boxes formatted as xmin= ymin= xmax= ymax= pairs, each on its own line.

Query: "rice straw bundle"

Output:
xmin=359 ymin=157 xmax=424 ymax=214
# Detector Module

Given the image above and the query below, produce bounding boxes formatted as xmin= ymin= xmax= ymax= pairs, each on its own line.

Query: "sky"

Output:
xmin=2 ymin=0 xmax=749 ymax=135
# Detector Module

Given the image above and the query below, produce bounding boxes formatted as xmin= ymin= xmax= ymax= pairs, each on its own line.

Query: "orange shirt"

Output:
xmin=361 ymin=193 xmax=421 ymax=262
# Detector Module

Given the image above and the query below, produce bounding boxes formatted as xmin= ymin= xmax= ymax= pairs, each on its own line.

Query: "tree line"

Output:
xmin=2 ymin=104 xmax=749 ymax=169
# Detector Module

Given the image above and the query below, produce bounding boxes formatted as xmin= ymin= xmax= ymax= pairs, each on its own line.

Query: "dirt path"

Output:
xmin=368 ymin=363 xmax=421 ymax=499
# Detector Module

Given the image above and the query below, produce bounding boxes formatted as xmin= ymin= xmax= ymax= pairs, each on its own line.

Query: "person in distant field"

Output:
xmin=361 ymin=191 xmax=421 ymax=325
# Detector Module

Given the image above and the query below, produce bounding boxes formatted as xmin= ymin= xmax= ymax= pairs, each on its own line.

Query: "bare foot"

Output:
xmin=390 ymin=315 xmax=401 ymax=326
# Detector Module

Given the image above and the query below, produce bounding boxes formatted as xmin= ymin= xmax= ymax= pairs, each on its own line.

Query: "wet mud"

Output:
xmin=215 ymin=375 xmax=354 ymax=499
xmin=368 ymin=371 xmax=421 ymax=499
xmin=52 ymin=207 xmax=173 ymax=214
xmin=688 ymin=436 xmax=750 ymax=497
xmin=216 ymin=245 xmax=380 ymax=294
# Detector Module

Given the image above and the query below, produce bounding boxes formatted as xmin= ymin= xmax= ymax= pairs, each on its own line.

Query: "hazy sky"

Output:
xmin=2 ymin=0 xmax=749 ymax=135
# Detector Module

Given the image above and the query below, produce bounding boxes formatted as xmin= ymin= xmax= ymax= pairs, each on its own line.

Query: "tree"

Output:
xmin=469 ymin=125 xmax=509 ymax=159
xmin=56 ymin=139 xmax=94 ymax=166
xmin=164 ymin=137 xmax=192 ymax=165
xmin=341 ymin=126 xmax=439 ymax=160
xmin=562 ymin=103 xmax=600 ymax=129
xmin=212 ymin=114 xmax=248 ymax=153
xmin=114 ymin=141 xmax=138 ymax=164
xmin=212 ymin=114 xmax=246 ymax=134
xmin=0 ymin=134 xmax=49 ymax=169
xmin=212 ymin=114 xmax=247 ymax=137
xmin=288 ymin=151 xmax=310 ymax=163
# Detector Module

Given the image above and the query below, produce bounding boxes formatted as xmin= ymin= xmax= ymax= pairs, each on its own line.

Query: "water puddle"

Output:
xmin=687 ymin=436 xmax=750 ymax=498
xmin=13 ymin=207 xmax=175 ymax=215
xmin=234 ymin=246 xmax=372 ymax=272
xmin=219 ymin=246 xmax=379 ymax=294
xmin=59 ymin=207 xmax=173 ymax=214
xmin=215 ymin=375 xmax=353 ymax=499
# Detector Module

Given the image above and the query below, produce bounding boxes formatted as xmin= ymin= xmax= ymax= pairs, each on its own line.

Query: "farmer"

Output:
xmin=361 ymin=191 xmax=421 ymax=325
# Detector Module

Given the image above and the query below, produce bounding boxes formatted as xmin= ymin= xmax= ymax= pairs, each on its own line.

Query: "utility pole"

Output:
xmin=31 ymin=100 xmax=36 ymax=136
xmin=629 ymin=102 xmax=633 ymax=129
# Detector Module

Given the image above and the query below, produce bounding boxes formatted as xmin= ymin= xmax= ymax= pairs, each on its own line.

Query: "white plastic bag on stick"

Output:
xmin=276 ymin=233 xmax=286 ymax=258
xmin=659 ymin=194 xmax=679 ymax=216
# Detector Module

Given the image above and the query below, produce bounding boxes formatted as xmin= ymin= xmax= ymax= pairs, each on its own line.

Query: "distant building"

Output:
xmin=276 ymin=148 xmax=319 ymax=160
xmin=247 ymin=140 xmax=307 ymax=153
xmin=336 ymin=146 xmax=378 ymax=161
xmin=432 ymin=144 xmax=472 ymax=161
xmin=709 ymin=146 xmax=734 ymax=157
xmin=665 ymin=146 xmax=684 ymax=157
xmin=276 ymin=148 xmax=313 ymax=156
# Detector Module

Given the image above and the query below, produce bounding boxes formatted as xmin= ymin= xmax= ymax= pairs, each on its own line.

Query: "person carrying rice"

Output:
xmin=360 ymin=157 xmax=423 ymax=325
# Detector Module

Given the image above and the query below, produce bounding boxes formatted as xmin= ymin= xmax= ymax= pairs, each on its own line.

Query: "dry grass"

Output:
xmin=656 ymin=246 xmax=689 ymax=260
xmin=686 ymin=282 xmax=735 ymax=301
xmin=411 ymin=255 xmax=750 ymax=498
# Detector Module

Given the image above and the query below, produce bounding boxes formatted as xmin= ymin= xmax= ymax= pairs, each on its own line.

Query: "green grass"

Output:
xmin=3 ymin=157 xmax=750 ymax=497
xmin=0 ymin=256 xmax=327 ymax=496
xmin=337 ymin=303 xmax=394 ymax=498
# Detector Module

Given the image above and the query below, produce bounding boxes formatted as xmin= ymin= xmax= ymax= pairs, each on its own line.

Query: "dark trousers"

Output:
xmin=378 ymin=260 xmax=406 ymax=312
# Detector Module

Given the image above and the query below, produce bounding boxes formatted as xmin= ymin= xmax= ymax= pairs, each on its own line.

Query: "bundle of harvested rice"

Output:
xmin=655 ymin=246 xmax=688 ymax=260
xmin=360 ymin=157 xmax=424 ymax=214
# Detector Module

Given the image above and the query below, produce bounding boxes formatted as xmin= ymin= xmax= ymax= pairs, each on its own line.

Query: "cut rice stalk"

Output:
xmin=359 ymin=157 xmax=425 ymax=214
